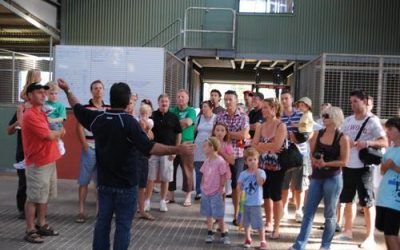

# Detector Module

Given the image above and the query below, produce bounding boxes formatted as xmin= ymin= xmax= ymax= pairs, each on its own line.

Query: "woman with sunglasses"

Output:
xmin=290 ymin=107 xmax=350 ymax=250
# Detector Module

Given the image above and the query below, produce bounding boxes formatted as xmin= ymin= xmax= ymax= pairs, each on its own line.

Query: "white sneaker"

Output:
xmin=221 ymin=236 xmax=231 ymax=245
xmin=160 ymin=200 xmax=168 ymax=212
xmin=144 ymin=199 xmax=151 ymax=212
xmin=295 ymin=210 xmax=303 ymax=223
xmin=13 ymin=160 xmax=26 ymax=170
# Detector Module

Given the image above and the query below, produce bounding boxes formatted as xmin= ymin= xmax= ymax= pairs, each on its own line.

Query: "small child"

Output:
xmin=200 ymin=137 xmax=230 ymax=245
xmin=238 ymin=147 xmax=268 ymax=250
xmin=212 ymin=123 xmax=234 ymax=196
xmin=139 ymin=102 xmax=154 ymax=140
xmin=294 ymin=97 xmax=314 ymax=143
xmin=44 ymin=82 xmax=67 ymax=155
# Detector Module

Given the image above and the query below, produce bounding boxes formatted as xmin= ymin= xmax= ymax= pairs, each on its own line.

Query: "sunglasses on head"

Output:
xmin=322 ymin=113 xmax=330 ymax=119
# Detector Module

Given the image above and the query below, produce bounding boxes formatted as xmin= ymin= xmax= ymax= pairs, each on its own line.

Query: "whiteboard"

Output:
xmin=55 ymin=45 xmax=165 ymax=108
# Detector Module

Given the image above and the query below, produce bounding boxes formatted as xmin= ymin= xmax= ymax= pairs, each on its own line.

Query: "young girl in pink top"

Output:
xmin=212 ymin=123 xmax=234 ymax=194
xmin=200 ymin=137 xmax=230 ymax=245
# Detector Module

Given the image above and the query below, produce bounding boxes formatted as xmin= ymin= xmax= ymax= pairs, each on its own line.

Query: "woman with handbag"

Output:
xmin=252 ymin=98 xmax=287 ymax=240
xmin=290 ymin=107 xmax=350 ymax=250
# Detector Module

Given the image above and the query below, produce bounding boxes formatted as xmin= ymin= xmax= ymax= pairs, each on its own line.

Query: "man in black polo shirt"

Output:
xmin=58 ymin=79 xmax=195 ymax=250
xmin=144 ymin=93 xmax=182 ymax=212
xmin=248 ymin=92 xmax=265 ymax=138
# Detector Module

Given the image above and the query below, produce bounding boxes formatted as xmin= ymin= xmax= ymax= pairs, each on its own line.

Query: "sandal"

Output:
xmin=183 ymin=201 xmax=192 ymax=207
xmin=139 ymin=213 xmax=155 ymax=221
xmin=24 ymin=230 xmax=44 ymax=243
xmin=75 ymin=213 xmax=86 ymax=223
xmin=36 ymin=224 xmax=59 ymax=236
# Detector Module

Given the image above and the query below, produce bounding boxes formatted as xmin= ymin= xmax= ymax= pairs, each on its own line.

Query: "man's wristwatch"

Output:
xmin=66 ymin=88 xmax=72 ymax=95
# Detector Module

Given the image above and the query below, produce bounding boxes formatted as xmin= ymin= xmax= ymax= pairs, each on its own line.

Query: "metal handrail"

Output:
xmin=183 ymin=7 xmax=236 ymax=48
xmin=141 ymin=18 xmax=182 ymax=47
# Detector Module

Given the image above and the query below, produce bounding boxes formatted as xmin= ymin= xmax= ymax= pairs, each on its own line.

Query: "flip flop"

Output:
xmin=335 ymin=234 xmax=353 ymax=241
xmin=75 ymin=213 xmax=86 ymax=223
xmin=269 ymin=231 xmax=280 ymax=240
xmin=139 ymin=213 xmax=155 ymax=221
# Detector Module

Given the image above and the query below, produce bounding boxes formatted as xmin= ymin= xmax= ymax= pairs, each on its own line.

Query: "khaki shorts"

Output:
xmin=148 ymin=155 xmax=173 ymax=182
xmin=26 ymin=162 xmax=57 ymax=204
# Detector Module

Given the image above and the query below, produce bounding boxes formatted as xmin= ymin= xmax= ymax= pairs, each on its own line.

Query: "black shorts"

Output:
xmin=263 ymin=169 xmax=285 ymax=201
xmin=339 ymin=167 xmax=374 ymax=207
xmin=376 ymin=206 xmax=400 ymax=236
xmin=138 ymin=155 xmax=149 ymax=189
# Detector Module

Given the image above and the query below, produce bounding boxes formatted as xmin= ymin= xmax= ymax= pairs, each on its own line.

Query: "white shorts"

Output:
xmin=148 ymin=155 xmax=174 ymax=182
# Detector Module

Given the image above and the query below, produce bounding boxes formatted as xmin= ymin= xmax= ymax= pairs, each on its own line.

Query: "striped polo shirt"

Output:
xmin=281 ymin=109 xmax=308 ymax=156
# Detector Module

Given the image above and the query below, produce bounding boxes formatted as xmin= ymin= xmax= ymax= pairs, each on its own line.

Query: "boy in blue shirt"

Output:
xmin=238 ymin=147 xmax=267 ymax=250
xmin=376 ymin=117 xmax=400 ymax=250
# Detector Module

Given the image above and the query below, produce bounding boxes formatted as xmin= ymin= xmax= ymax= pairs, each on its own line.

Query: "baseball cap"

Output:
xmin=26 ymin=82 xmax=49 ymax=93
xmin=243 ymin=90 xmax=254 ymax=96
xmin=296 ymin=97 xmax=312 ymax=109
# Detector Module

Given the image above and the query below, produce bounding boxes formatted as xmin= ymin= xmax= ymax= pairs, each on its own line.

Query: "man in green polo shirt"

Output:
xmin=169 ymin=89 xmax=196 ymax=206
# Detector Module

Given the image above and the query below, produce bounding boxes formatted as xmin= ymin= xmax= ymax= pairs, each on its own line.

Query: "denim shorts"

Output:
xmin=243 ymin=205 xmax=263 ymax=230
xmin=200 ymin=192 xmax=225 ymax=219
xmin=78 ymin=147 xmax=97 ymax=185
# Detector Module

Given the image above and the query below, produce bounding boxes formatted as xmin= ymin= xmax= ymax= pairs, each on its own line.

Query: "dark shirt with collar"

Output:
xmin=152 ymin=109 xmax=182 ymax=146
xmin=248 ymin=107 xmax=265 ymax=137
xmin=9 ymin=112 xmax=24 ymax=162
xmin=73 ymin=104 xmax=155 ymax=188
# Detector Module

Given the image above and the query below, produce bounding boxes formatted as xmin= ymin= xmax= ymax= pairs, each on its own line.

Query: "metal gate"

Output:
xmin=298 ymin=53 xmax=400 ymax=118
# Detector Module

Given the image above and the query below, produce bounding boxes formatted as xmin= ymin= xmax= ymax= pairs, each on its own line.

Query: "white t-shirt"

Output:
xmin=194 ymin=114 xmax=216 ymax=162
xmin=342 ymin=114 xmax=386 ymax=169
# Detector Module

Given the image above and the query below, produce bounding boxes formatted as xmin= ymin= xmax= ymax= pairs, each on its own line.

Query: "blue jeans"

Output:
xmin=93 ymin=185 xmax=138 ymax=250
xmin=292 ymin=174 xmax=343 ymax=250
xmin=194 ymin=161 xmax=203 ymax=195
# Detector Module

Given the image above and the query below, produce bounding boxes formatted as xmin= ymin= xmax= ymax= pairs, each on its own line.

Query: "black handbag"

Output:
xmin=359 ymin=147 xmax=383 ymax=165
xmin=278 ymin=140 xmax=303 ymax=171
xmin=354 ymin=116 xmax=383 ymax=165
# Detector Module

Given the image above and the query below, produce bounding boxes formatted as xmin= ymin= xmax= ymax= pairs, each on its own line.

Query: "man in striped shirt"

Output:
xmin=280 ymin=90 xmax=312 ymax=223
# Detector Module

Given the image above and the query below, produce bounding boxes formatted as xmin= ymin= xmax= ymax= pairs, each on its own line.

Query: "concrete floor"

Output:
xmin=0 ymin=174 xmax=386 ymax=250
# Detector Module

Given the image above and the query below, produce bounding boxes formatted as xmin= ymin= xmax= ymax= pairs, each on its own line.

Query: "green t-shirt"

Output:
xmin=170 ymin=106 xmax=196 ymax=142
xmin=44 ymin=100 xmax=67 ymax=130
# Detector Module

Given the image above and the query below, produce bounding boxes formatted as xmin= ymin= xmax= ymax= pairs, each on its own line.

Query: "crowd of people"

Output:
xmin=7 ymin=69 xmax=400 ymax=250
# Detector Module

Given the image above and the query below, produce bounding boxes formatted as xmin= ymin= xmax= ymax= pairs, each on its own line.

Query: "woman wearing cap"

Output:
xmin=290 ymin=106 xmax=350 ymax=250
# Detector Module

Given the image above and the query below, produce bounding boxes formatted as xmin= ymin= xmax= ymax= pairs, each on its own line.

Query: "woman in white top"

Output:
xmin=194 ymin=100 xmax=216 ymax=200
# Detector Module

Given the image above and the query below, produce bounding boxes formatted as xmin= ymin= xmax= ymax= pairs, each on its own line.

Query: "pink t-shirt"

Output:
xmin=200 ymin=155 xmax=228 ymax=196
xmin=220 ymin=141 xmax=233 ymax=180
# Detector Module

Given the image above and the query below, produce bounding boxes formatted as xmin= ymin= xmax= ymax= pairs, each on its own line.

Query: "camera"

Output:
xmin=314 ymin=152 xmax=323 ymax=160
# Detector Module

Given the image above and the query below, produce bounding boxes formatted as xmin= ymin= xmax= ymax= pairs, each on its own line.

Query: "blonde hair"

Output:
xmin=263 ymin=98 xmax=282 ymax=118
xmin=205 ymin=137 xmax=221 ymax=152
xmin=324 ymin=106 xmax=345 ymax=127
xmin=140 ymin=103 xmax=152 ymax=116
xmin=46 ymin=81 xmax=59 ymax=92
xmin=20 ymin=69 xmax=41 ymax=100
xmin=244 ymin=147 xmax=260 ymax=160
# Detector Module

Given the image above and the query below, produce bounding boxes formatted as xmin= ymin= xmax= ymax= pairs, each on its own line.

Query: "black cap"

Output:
xmin=253 ymin=92 xmax=264 ymax=100
xmin=26 ymin=82 xmax=49 ymax=93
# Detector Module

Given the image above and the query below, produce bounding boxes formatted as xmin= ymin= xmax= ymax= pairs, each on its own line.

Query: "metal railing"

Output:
xmin=141 ymin=19 xmax=183 ymax=52
xmin=183 ymin=7 xmax=236 ymax=49
xmin=0 ymin=48 xmax=51 ymax=104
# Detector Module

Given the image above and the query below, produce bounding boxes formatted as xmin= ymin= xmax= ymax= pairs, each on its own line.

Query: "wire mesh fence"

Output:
xmin=0 ymin=49 xmax=52 ymax=104
xmin=164 ymin=51 xmax=185 ymax=106
xmin=298 ymin=53 xmax=400 ymax=119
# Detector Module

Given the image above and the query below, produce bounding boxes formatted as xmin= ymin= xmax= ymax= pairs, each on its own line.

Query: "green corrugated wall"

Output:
xmin=236 ymin=0 xmax=400 ymax=57
xmin=61 ymin=0 xmax=400 ymax=57
xmin=0 ymin=106 xmax=18 ymax=172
